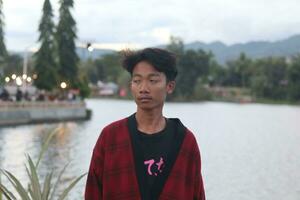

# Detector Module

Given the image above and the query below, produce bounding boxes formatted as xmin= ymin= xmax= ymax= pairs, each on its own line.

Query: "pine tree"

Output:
xmin=0 ymin=0 xmax=7 ymax=63
xmin=34 ymin=0 xmax=57 ymax=90
xmin=56 ymin=0 xmax=79 ymax=88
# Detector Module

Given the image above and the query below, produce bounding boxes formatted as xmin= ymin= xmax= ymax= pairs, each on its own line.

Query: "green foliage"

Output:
xmin=193 ymin=79 xmax=212 ymax=101
xmin=77 ymin=77 xmax=91 ymax=99
xmin=98 ymin=53 xmax=122 ymax=82
xmin=34 ymin=0 xmax=57 ymax=91
xmin=79 ymin=59 xmax=99 ymax=84
xmin=75 ymin=64 xmax=92 ymax=99
xmin=166 ymin=36 xmax=184 ymax=56
xmin=208 ymin=60 xmax=226 ymax=86
xmin=175 ymin=49 xmax=211 ymax=98
xmin=286 ymin=55 xmax=300 ymax=101
xmin=225 ymin=53 xmax=253 ymax=87
xmin=93 ymin=59 xmax=106 ymax=82
xmin=0 ymin=128 xmax=86 ymax=200
xmin=250 ymin=57 xmax=288 ymax=100
xmin=0 ymin=0 xmax=7 ymax=63
xmin=56 ymin=0 xmax=79 ymax=88
xmin=165 ymin=37 xmax=213 ymax=100
xmin=116 ymin=71 xmax=131 ymax=90
xmin=0 ymin=175 xmax=2 ymax=200
xmin=79 ymin=52 xmax=123 ymax=84
xmin=1 ymin=54 xmax=23 ymax=76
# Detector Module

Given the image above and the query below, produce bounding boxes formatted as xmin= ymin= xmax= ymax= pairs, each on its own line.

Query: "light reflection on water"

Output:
xmin=0 ymin=99 xmax=300 ymax=200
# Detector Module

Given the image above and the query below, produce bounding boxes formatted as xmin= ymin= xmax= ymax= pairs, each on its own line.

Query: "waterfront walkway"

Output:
xmin=0 ymin=101 xmax=88 ymax=126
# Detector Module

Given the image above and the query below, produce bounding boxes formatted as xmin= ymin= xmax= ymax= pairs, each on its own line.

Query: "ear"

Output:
xmin=166 ymin=81 xmax=176 ymax=94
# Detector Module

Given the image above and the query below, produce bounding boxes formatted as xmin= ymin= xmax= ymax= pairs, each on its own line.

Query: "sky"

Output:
xmin=3 ymin=0 xmax=300 ymax=51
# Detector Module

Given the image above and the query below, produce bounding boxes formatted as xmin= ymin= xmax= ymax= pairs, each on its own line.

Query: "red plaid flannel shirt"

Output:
xmin=85 ymin=117 xmax=205 ymax=200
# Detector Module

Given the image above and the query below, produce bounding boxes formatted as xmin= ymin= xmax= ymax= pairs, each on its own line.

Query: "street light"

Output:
xmin=16 ymin=77 xmax=23 ymax=86
xmin=87 ymin=43 xmax=94 ymax=52
xmin=22 ymin=45 xmax=37 ymax=91
xmin=26 ymin=77 xmax=32 ymax=83
xmin=22 ymin=74 xmax=27 ymax=80
xmin=60 ymin=82 xmax=67 ymax=89
xmin=33 ymin=74 xmax=38 ymax=79
xmin=23 ymin=49 xmax=28 ymax=91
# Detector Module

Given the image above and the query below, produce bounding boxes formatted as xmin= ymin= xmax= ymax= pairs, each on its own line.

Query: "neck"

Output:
xmin=135 ymin=107 xmax=165 ymax=134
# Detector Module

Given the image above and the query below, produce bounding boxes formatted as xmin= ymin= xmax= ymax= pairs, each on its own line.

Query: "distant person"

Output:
xmin=37 ymin=90 xmax=46 ymax=101
xmin=16 ymin=88 xmax=23 ymax=102
xmin=67 ymin=91 xmax=76 ymax=101
xmin=85 ymin=48 xmax=206 ymax=200
xmin=24 ymin=91 xmax=30 ymax=101
xmin=0 ymin=88 xmax=10 ymax=101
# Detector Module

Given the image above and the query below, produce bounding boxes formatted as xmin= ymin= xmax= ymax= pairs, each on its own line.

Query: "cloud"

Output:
xmin=138 ymin=27 xmax=172 ymax=46
xmin=150 ymin=28 xmax=171 ymax=43
xmin=2 ymin=0 xmax=300 ymax=51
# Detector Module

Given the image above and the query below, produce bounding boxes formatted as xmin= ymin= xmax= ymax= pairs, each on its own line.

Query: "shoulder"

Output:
xmin=167 ymin=118 xmax=199 ymax=149
xmin=168 ymin=118 xmax=198 ymax=143
xmin=184 ymin=128 xmax=198 ymax=145
xmin=172 ymin=118 xmax=199 ymax=149
xmin=101 ymin=117 xmax=128 ymax=134
xmin=94 ymin=117 xmax=129 ymax=148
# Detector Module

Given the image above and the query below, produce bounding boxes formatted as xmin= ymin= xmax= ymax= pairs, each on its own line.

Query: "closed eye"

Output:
xmin=150 ymin=79 xmax=159 ymax=83
xmin=132 ymin=79 xmax=141 ymax=84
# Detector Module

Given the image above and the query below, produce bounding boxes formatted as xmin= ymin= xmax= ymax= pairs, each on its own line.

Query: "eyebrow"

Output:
xmin=149 ymin=73 xmax=160 ymax=77
xmin=132 ymin=73 xmax=161 ymax=78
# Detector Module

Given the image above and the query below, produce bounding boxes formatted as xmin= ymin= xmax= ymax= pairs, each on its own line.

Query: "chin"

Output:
xmin=137 ymin=102 xmax=163 ymax=111
xmin=137 ymin=103 xmax=154 ymax=110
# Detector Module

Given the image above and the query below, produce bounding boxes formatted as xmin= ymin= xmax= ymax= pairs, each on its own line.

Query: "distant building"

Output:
xmin=90 ymin=81 xmax=119 ymax=97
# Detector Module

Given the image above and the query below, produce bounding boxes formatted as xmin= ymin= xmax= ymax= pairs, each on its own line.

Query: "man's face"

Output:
xmin=130 ymin=61 xmax=175 ymax=111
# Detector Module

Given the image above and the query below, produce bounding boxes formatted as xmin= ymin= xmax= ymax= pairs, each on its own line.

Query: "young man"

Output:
xmin=85 ymin=48 xmax=205 ymax=200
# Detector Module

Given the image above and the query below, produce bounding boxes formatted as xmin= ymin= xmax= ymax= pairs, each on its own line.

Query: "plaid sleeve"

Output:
xmin=85 ymin=132 xmax=105 ymax=200
xmin=193 ymin=140 xmax=206 ymax=200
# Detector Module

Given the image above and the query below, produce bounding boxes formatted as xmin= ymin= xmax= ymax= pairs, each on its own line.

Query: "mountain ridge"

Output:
xmin=185 ymin=34 xmax=300 ymax=64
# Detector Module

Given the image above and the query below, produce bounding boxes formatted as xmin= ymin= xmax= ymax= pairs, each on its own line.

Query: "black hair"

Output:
xmin=122 ymin=48 xmax=178 ymax=81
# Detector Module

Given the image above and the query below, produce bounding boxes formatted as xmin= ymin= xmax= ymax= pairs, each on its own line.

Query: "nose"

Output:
xmin=139 ymin=81 xmax=150 ymax=93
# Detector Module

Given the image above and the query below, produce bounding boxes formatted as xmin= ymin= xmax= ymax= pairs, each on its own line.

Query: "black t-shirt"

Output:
xmin=129 ymin=114 xmax=176 ymax=199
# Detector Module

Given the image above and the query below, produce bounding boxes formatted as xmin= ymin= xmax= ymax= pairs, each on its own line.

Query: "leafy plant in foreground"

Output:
xmin=0 ymin=127 xmax=86 ymax=200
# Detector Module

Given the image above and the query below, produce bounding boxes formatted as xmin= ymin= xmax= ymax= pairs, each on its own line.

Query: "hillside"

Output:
xmin=185 ymin=35 xmax=300 ymax=64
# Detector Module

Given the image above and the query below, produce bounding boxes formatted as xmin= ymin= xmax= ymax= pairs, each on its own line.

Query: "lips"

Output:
xmin=138 ymin=96 xmax=152 ymax=102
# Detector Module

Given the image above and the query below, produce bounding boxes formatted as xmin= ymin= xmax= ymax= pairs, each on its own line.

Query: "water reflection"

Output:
xmin=0 ymin=122 xmax=87 ymax=198
xmin=1 ymin=127 xmax=34 ymax=181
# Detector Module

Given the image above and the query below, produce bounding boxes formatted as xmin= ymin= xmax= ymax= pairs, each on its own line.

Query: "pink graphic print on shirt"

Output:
xmin=144 ymin=157 xmax=165 ymax=176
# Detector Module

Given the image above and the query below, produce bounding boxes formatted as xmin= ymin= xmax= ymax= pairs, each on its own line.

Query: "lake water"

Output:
xmin=0 ymin=99 xmax=300 ymax=200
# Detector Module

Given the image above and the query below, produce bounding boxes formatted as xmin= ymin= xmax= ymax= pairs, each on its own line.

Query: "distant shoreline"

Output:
xmin=88 ymin=95 xmax=300 ymax=106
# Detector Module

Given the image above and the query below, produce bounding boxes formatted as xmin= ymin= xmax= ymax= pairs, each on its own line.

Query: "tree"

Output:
xmin=79 ymin=52 xmax=123 ymax=85
xmin=176 ymin=49 xmax=211 ymax=98
xmin=0 ymin=0 xmax=7 ymax=63
xmin=166 ymin=36 xmax=184 ymax=56
xmin=79 ymin=59 xmax=99 ymax=84
xmin=208 ymin=59 xmax=226 ymax=86
xmin=250 ymin=57 xmax=288 ymax=99
xmin=34 ymin=0 xmax=57 ymax=90
xmin=99 ymin=53 xmax=122 ymax=82
xmin=287 ymin=55 xmax=300 ymax=101
xmin=56 ymin=0 xmax=78 ymax=88
xmin=1 ymin=54 xmax=23 ymax=75
xmin=225 ymin=53 xmax=252 ymax=87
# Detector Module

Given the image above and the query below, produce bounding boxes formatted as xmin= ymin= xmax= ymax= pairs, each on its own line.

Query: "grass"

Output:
xmin=0 ymin=127 xmax=86 ymax=200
